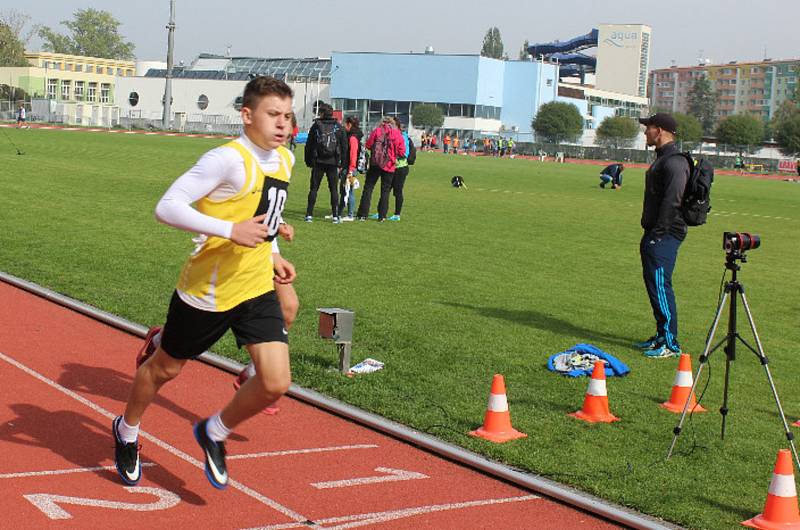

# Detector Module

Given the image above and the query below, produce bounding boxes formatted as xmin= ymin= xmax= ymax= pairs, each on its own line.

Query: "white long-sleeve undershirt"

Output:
xmin=155 ymin=134 xmax=294 ymax=254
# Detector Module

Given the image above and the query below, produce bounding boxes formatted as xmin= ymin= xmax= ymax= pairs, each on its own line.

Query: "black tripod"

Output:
xmin=665 ymin=252 xmax=800 ymax=469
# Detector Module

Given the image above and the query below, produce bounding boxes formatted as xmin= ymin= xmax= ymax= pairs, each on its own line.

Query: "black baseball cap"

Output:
xmin=638 ymin=113 xmax=678 ymax=134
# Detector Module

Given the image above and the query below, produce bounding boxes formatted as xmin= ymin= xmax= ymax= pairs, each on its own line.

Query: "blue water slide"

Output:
xmin=527 ymin=29 xmax=599 ymax=57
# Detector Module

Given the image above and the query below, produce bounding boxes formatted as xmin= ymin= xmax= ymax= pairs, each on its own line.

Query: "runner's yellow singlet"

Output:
xmin=176 ymin=141 xmax=291 ymax=311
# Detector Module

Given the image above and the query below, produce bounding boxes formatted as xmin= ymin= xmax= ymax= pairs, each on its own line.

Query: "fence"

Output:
xmin=512 ymin=142 xmax=786 ymax=173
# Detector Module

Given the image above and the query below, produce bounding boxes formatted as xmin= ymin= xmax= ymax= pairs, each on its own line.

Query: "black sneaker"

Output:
xmin=112 ymin=416 xmax=141 ymax=485
xmin=193 ymin=419 xmax=228 ymax=489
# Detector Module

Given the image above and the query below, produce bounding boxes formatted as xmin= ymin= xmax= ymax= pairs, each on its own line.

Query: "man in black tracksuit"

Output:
xmin=304 ymin=103 xmax=347 ymax=223
xmin=635 ymin=113 xmax=689 ymax=359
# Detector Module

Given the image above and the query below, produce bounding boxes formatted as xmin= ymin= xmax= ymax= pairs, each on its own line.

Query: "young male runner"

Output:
xmin=113 ymin=76 xmax=296 ymax=489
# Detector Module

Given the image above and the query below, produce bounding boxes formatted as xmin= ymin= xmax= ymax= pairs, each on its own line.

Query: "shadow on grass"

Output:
xmin=0 ymin=404 xmax=206 ymax=505
xmin=438 ymin=301 xmax=635 ymax=349
xmin=698 ymin=495 xmax=755 ymax=521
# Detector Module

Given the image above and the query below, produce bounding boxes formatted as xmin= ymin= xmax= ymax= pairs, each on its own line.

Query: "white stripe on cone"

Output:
xmin=769 ymin=473 xmax=798 ymax=497
xmin=487 ymin=393 xmax=508 ymax=412
xmin=673 ymin=371 xmax=693 ymax=387
xmin=586 ymin=378 xmax=607 ymax=397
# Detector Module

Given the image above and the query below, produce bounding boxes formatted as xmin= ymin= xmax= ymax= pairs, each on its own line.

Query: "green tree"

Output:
xmin=766 ymin=100 xmax=797 ymax=141
xmin=687 ymin=76 xmax=717 ymax=134
xmin=411 ymin=103 xmax=444 ymax=130
xmin=673 ymin=112 xmax=704 ymax=146
xmin=715 ymin=114 xmax=764 ymax=154
xmin=38 ymin=8 xmax=135 ymax=60
xmin=480 ymin=27 xmax=504 ymax=59
xmin=774 ymin=113 xmax=800 ymax=155
xmin=532 ymin=101 xmax=584 ymax=144
xmin=0 ymin=22 xmax=27 ymax=66
xmin=518 ymin=40 xmax=530 ymax=60
xmin=595 ymin=116 xmax=639 ymax=149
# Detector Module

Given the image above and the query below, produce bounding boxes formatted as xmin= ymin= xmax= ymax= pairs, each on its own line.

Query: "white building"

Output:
xmin=595 ymin=24 xmax=652 ymax=98
xmin=115 ymin=56 xmax=331 ymax=133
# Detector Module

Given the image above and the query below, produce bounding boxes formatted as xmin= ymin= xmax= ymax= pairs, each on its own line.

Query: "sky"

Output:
xmin=9 ymin=0 xmax=800 ymax=69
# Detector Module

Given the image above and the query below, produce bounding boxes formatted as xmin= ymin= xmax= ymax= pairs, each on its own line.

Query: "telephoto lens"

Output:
xmin=723 ymin=232 xmax=761 ymax=254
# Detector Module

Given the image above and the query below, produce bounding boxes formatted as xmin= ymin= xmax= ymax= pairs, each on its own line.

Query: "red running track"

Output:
xmin=0 ymin=281 xmax=623 ymax=529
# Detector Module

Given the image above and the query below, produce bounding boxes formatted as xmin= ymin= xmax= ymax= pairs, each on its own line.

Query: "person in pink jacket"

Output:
xmin=356 ymin=117 xmax=406 ymax=221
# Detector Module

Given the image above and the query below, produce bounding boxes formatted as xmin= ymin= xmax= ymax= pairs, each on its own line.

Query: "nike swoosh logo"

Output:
xmin=126 ymin=455 xmax=141 ymax=481
xmin=206 ymin=450 xmax=228 ymax=485
xmin=282 ymin=328 xmax=288 ymax=336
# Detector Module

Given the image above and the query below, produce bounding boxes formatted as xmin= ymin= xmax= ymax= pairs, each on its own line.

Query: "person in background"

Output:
xmin=388 ymin=117 xmax=410 ymax=221
xmin=341 ymin=116 xmax=363 ymax=221
xmin=304 ymin=103 xmax=347 ymax=223
xmin=357 ymin=116 xmax=405 ymax=221
xmin=430 ymin=134 xmax=437 ymax=151
xmin=16 ymin=105 xmax=27 ymax=129
xmin=452 ymin=134 xmax=460 ymax=154
xmin=599 ymin=162 xmax=625 ymax=189
xmin=443 ymin=133 xmax=450 ymax=154
xmin=289 ymin=113 xmax=299 ymax=150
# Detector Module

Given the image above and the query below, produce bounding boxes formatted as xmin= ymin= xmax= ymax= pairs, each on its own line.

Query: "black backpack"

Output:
xmin=679 ymin=153 xmax=714 ymax=226
xmin=406 ymin=138 xmax=417 ymax=165
xmin=315 ymin=121 xmax=340 ymax=161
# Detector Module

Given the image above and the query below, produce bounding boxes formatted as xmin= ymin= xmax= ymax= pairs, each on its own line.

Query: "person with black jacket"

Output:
xmin=599 ymin=163 xmax=624 ymax=189
xmin=304 ymin=104 xmax=347 ymax=223
xmin=635 ymin=113 xmax=689 ymax=359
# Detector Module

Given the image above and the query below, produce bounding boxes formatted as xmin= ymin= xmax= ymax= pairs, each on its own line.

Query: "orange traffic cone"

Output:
xmin=742 ymin=449 xmax=800 ymax=529
xmin=569 ymin=361 xmax=620 ymax=423
xmin=660 ymin=354 xmax=706 ymax=414
xmin=469 ymin=374 xmax=527 ymax=443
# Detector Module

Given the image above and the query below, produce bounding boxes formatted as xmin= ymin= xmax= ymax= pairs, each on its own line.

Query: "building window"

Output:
xmin=61 ymin=81 xmax=71 ymax=100
xmin=75 ymin=81 xmax=84 ymax=99
xmin=47 ymin=79 xmax=58 ymax=99
xmin=100 ymin=83 xmax=110 ymax=103
xmin=117 ymin=68 xmax=123 ymax=76
xmin=75 ymin=64 xmax=83 ymax=72
xmin=197 ymin=94 xmax=209 ymax=110
xmin=96 ymin=66 xmax=104 ymax=75
xmin=86 ymin=65 xmax=94 ymax=74
xmin=129 ymin=92 xmax=139 ymax=107
xmin=87 ymin=82 xmax=97 ymax=102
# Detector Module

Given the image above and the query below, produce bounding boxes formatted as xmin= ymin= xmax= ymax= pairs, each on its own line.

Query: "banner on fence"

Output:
xmin=778 ymin=159 xmax=797 ymax=172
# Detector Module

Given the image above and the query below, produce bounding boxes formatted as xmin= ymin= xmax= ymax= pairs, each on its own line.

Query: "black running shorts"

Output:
xmin=161 ymin=290 xmax=287 ymax=360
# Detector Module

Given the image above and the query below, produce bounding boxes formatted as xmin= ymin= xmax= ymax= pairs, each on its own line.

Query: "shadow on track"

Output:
xmin=0 ymin=403 xmax=206 ymax=505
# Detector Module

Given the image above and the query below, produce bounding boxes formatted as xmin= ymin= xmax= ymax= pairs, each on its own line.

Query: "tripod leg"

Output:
xmin=740 ymin=291 xmax=800 ymax=471
xmin=666 ymin=291 xmax=729 ymax=460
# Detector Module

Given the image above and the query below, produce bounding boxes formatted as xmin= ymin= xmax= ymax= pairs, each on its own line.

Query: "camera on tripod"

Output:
xmin=723 ymin=231 xmax=761 ymax=261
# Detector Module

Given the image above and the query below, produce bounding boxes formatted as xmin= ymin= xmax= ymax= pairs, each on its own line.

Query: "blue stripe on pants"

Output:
xmin=640 ymin=233 xmax=681 ymax=349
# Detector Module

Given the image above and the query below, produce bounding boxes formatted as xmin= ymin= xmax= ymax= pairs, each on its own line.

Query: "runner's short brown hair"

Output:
xmin=242 ymin=76 xmax=293 ymax=110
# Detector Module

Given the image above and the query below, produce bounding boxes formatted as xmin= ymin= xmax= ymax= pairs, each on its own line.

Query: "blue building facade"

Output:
xmin=330 ymin=52 xmax=560 ymax=138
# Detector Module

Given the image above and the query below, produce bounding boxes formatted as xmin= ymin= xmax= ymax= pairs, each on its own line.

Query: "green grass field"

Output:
xmin=2 ymin=127 xmax=799 ymax=529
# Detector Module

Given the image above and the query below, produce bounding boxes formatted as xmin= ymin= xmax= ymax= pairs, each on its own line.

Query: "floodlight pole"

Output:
xmin=161 ymin=0 xmax=176 ymax=130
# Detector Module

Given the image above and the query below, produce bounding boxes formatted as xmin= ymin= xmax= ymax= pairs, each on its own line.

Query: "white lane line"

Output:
xmin=229 ymin=444 xmax=378 ymax=460
xmin=0 ymin=350 xmax=309 ymax=523
xmin=0 ymin=463 xmax=155 ymax=479
xmin=244 ymin=495 xmax=540 ymax=530
xmin=24 ymin=486 xmax=180 ymax=520
xmin=311 ymin=467 xmax=428 ymax=490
